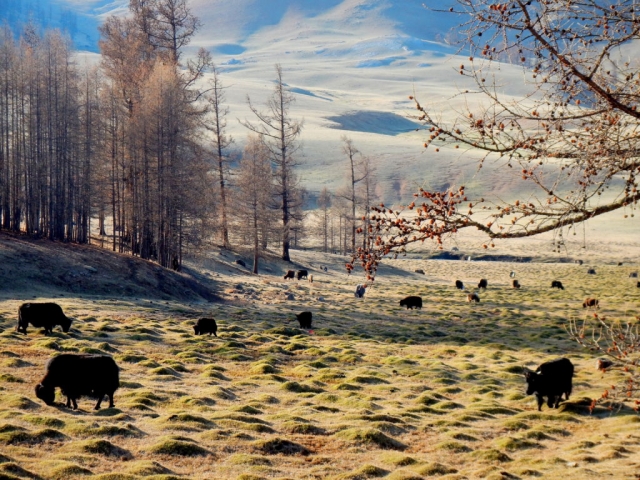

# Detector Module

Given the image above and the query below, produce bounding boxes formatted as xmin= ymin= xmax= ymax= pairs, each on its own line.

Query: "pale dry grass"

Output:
xmin=0 ymin=248 xmax=639 ymax=479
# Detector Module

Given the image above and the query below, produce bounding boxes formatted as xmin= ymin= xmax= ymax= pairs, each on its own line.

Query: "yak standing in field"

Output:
xmin=284 ymin=270 xmax=295 ymax=280
xmin=583 ymin=297 xmax=599 ymax=309
xmin=455 ymin=280 xmax=464 ymax=290
xmin=524 ymin=358 xmax=574 ymax=411
xmin=17 ymin=303 xmax=72 ymax=335
xmin=399 ymin=296 xmax=422 ymax=310
xmin=512 ymin=279 xmax=521 ymax=289
xmin=467 ymin=292 xmax=480 ymax=303
xmin=295 ymin=311 xmax=313 ymax=329
xmin=551 ymin=280 xmax=564 ymax=290
xmin=35 ymin=354 xmax=120 ymax=410
xmin=193 ymin=318 xmax=217 ymax=336
xmin=478 ymin=279 xmax=488 ymax=290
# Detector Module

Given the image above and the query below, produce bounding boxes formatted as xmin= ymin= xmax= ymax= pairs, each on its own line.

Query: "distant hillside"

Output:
xmin=0 ymin=232 xmax=222 ymax=302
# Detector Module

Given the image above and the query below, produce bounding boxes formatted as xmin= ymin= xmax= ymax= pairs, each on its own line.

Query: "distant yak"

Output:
xmin=295 ymin=311 xmax=312 ymax=329
xmin=551 ymin=280 xmax=564 ymax=290
xmin=399 ymin=296 xmax=422 ymax=310
xmin=455 ymin=280 xmax=464 ymax=290
xmin=512 ymin=279 xmax=521 ymax=289
xmin=478 ymin=279 xmax=488 ymax=289
xmin=193 ymin=318 xmax=217 ymax=336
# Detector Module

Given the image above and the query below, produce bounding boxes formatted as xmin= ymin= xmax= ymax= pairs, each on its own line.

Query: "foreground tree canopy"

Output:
xmin=351 ymin=0 xmax=640 ymax=278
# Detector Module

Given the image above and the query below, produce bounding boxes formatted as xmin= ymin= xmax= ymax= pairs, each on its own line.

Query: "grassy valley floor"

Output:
xmin=0 ymin=246 xmax=639 ymax=479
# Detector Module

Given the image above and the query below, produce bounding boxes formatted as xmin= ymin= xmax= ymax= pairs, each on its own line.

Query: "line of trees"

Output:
xmin=0 ymin=0 xmax=378 ymax=272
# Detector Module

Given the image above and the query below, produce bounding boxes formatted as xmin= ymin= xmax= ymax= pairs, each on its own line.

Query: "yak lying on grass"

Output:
xmin=17 ymin=302 xmax=72 ymax=335
xmin=35 ymin=354 xmax=120 ymax=410
xmin=399 ymin=296 xmax=422 ymax=310
xmin=524 ymin=357 xmax=574 ymax=411
xmin=551 ymin=280 xmax=564 ymax=290
xmin=295 ymin=311 xmax=313 ymax=329
xmin=194 ymin=318 xmax=217 ymax=336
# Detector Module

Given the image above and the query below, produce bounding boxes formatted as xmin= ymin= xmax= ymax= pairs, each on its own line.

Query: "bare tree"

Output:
xmin=339 ymin=136 xmax=368 ymax=254
xmin=352 ymin=0 xmax=640 ymax=278
xmin=235 ymin=135 xmax=275 ymax=274
xmin=317 ymin=187 xmax=332 ymax=253
xmin=204 ymin=65 xmax=232 ymax=248
xmin=357 ymin=156 xmax=377 ymax=250
xmin=241 ymin=64 xmax=303 ymax=262
xmin=129 ymin=0 xmax=201 ymax=64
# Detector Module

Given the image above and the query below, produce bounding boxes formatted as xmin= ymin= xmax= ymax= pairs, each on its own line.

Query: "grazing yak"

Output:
xmin=455 ymin=280 xmax=464 ymax=290
xmin=524 ymin=358 xmax=574 ymax=411
xmin=17 ymin=303 xmax=72 ymax=335
xmin=478 ymin=279 xmax=488 ymax=289
xmin=512 ymin=279 xmax=521 ymax=289
xmin=35 ymin=354 xmax=120 ymax=410
xmin=467 ymin=292 xmax=480 ymax=303
xmin=587 ymin=268 xmax=596 ymax=275
xmin=551 ymin=280 xmax=564 ymax=290
xmin=284 ymin=270 xmax=295 ymax=280
xmin=630 ymin=272 xmax=638 ymax=278
xmin=296 ymin=270 xmax=308 ymax=280
xmin=295 ymin=311 xmax=313 ymax=329
xmin=583 ymin=297 xmax=599 ymax=309
xmin=400 ymin=296 xmax=422 ymax=310
xmin=193 ymin=318 xmax=217 ymax=336
xmin=596 ymin=358 xmax=615 ymax=371
xmin=354 ymin=284 xmax=366 ymax=298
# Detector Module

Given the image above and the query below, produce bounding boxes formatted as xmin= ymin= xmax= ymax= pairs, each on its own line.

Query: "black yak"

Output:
xmin=399 ymin=296 xmax=422 ymax=310
xmin=35 ymin=354 xmax=120 ymax=410
xmin=455 ymin=280 xmax=464 ymax=290
xmin=478 ymin=279 xmax=488 ymax=289
xmin=551 ymin=280 xmax=564 ymax=290
xmin=295 ymin=311 xmax=312 ymax=329
xmin=284 ymin=270 xmax=295 ymax=280
xmin=467 ymin=292 xmax=480 ymax=303
xmin=17 ymin=303 xmax=72 ymax=335
xmin=512 ymin=279 xmax=521 ymax=289
xmin=193 ymin=318 xmax=217 ymax=336
xmin=296 ymin=270 xmax=308 ymax=280
xmin=587 ymin=268 xmax=596 ymax=275
xmin=524 ymin=358 xmax=574 ymax=411
xmin=355 ymin=284 xmax=366 ymax=298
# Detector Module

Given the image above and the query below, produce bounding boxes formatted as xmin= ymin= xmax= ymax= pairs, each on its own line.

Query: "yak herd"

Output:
xmin=12 ymin=264 xmax=635 ymax=412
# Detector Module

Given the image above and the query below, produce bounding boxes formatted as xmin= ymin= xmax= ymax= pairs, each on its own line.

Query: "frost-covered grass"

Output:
xmin=0 ymin=257 xmax=638 ymax=479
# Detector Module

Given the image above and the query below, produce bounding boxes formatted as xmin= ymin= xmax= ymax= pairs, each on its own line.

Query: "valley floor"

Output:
xmin=0 ymin=248 xmax=639 ymax=479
